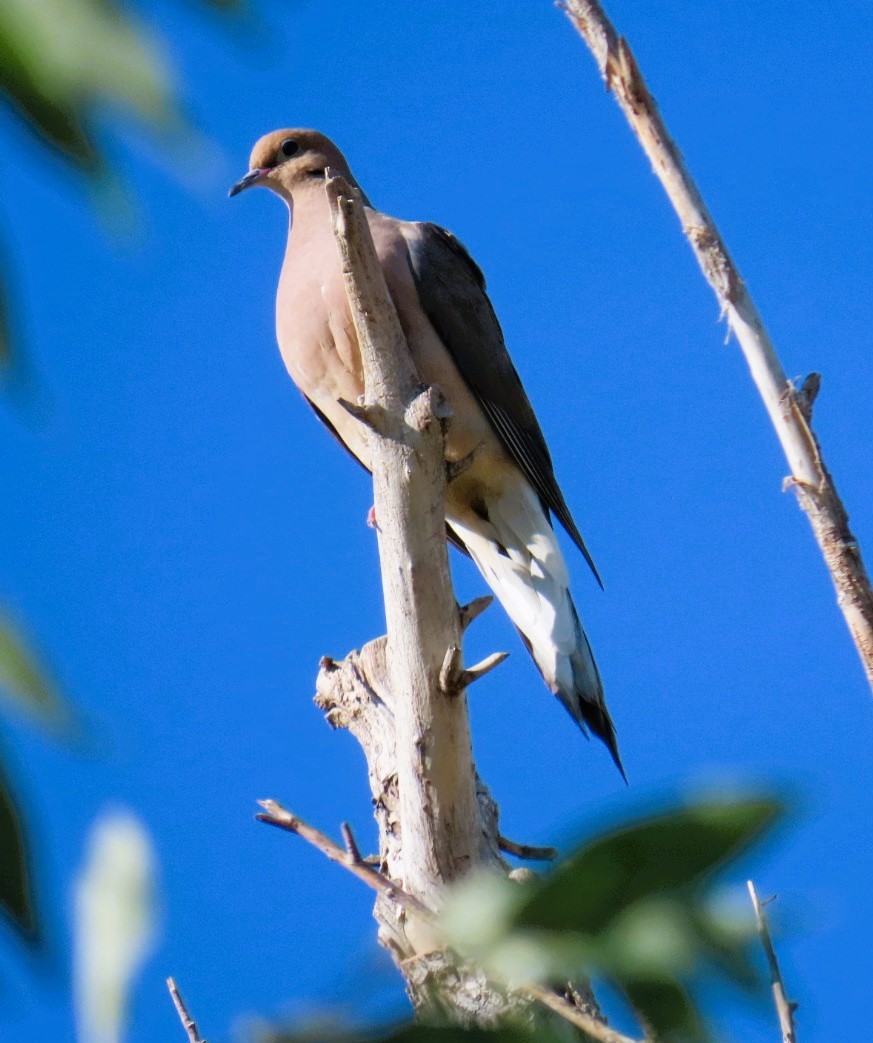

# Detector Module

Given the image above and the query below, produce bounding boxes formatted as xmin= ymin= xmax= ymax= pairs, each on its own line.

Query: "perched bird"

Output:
xmin=230 ymin=129 xmax=623 ymax=777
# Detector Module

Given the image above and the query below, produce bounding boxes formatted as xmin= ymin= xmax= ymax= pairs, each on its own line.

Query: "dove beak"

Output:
xmin=228 ymin=168 xmax=269 ymax=198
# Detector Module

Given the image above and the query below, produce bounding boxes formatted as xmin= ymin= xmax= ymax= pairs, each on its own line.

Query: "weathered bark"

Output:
xmin=315 ymin=641 xmax=514 ymax=1022
xmin=321 ymin=174 xmax=517 ymax=1021
xmin=563 ymin=0 xmax=873 ymax=693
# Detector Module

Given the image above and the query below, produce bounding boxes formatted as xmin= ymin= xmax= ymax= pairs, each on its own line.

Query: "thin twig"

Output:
xmin=256 ymin=800 xmax=432 ymax=920
xmin=167 ymin=978 xmax=206 ymax=1043
xmin=440 ymin=646 xmax=509 ymax=694
xmin=459 ymin=651 xmax=510 ymax=687
xmin=498 ymin=835 xmax=559 ymax=861
xmin=561 ymin=0 xmax=873 ymax=692
xmin=526 ymin=982 xmax=643 ymax=1043
xmin=459 ymin=595 xmax=494 ymax=632
xmin=748 ymin=881 xmax=798 ymax=1043
xmin=439 ymin=644 xmax=464 ymax=693
xmin=256 ymin=801 xmax=641 ymax=1043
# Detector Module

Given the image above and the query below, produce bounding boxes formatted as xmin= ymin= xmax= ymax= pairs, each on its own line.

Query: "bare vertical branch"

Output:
xmin=747 ymin=882 xmax=798 ymax=1043
xmin=167 ymin=978 xmax=206 ymax=1043
xmin=562 ymin=0 xmax=873 ymax=692
xmin=323 ymin=172 xmax=487 ymax=904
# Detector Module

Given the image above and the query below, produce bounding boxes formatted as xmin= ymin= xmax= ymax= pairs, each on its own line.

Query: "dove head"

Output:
xmin=229 ymin=128 xmax=358 ymax=202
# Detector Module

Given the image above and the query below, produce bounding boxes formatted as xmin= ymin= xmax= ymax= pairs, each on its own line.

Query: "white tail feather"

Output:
xmin=447 ymin=483 xmax=598 ymax=705
xmin=448 ymin=479 xmax=623 ymax=775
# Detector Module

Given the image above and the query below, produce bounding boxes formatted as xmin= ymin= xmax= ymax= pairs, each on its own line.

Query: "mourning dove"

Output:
xmin=231 ymin=129 xmax=623 ymax=778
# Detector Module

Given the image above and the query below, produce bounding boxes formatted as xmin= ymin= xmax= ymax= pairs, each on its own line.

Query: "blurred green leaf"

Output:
xmin=689 ymin=900 xmax=759 ymax=992
xmin=0 ymin=613 xmax=79 ymax=739
xmin=514 ymin=798 xmax=782 ymax=935
xmin=0 ymin=0 xmax=178 ymax=172
xmin=603 ymin=898 xmax=700 ymax=979
xmin=621 ymin=978 xmax=707 ymax=1043
xmin=74 ymin=809 xmax=157 ymax=1043
xmin=266 ymin=796 xmax=787 ymax=1043
xmin=439 ymin=794 xmax=784 ymax=1043
xmin=0 ymin=762 xmax=39 ymax=945
xmin=0 ymin=0 xmax=210 ymax=375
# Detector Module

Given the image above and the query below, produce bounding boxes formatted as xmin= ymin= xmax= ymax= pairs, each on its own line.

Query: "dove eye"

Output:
xmin=279 ymin=138 xmax=299 ymax=159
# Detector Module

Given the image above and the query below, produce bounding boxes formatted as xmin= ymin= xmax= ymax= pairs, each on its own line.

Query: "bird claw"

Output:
xmin=445 ymin=443 xmax=483 ymax=484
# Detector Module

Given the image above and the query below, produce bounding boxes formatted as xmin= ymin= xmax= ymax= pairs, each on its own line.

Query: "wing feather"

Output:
xmin=403 ymin=222 xmax=601 ymax=587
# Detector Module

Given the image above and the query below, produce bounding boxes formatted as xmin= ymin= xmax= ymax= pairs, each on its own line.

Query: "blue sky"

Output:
xmin=1 ymin=1 xmax=871 ymax=1040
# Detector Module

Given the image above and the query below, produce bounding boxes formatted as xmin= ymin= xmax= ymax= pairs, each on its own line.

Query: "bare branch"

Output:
xmin=315 ymin=641 xmax=514 ymax=1020
xmin=325 ymin=172 xmax=488 ymax=902
xmin=440 ymin=646 xmax=509 ymax=695
xmin=498 ymin=835 xmax=559 ymax=861
xmin=459 ymin=595 xmax=494 ymax=632
xmin=562 ymin=0 xmax=873 ymax=692
xmin=748 ymin=881 xmax=798 ymax=1043
xmin=167 ymin=978 xmax=206 ymax=1043
xmin=336 ymin=397 xmax=403 ymax=440
xmin=459 ymin=651 xmax=510 ymax=688
xmin=256 ymin=800 xmax=433 ymax=921
xmin=320 ymin=159 xmax=614 ymax=1034
xmin=439 ymin=644 xmax=464 ymax=694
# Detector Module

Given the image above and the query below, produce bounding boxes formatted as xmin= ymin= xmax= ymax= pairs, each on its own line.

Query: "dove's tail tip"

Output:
xmin=581 ymin=701 xmax=627 ymax=784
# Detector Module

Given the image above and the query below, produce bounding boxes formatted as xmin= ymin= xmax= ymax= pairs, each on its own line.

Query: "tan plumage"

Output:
xmin=231 ymin=128 xmax=623 ymax=778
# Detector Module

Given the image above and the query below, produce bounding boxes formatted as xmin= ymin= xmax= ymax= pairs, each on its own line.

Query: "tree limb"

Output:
xmin=315 ymin=638 xmax=515 ymax=1021
xmin=561 ymin=0 xmax=873 ymax=693
xmin=257 ymin=801 xmax=432 ymax=920
xmin=325 ymin=171 xmax=489 ymax=902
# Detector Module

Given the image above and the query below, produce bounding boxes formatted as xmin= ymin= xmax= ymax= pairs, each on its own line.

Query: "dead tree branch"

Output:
xmin=314 ymin=639 xmax=514 ymax=1021
xmin=317 ymin=175 xmax=532 ymax=1024
xmin=497 ymin=835 xmax=558 ymax=861
xmin=325 ymin=172 xmax=492 ymax=902
xmin=256 ymin=800 xmax=432 ymax=921
xmin=748 ymin=881 xmax=798 ymax=1043
xmin=167 ymin=978 xmax=206 ymax=1043
xmin=561 ymin=0 xmax=873 ymax=692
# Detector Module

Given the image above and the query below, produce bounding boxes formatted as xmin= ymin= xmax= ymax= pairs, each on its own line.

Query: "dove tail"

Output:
xmin=446 ymin=483 xmax=625 ymax=780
